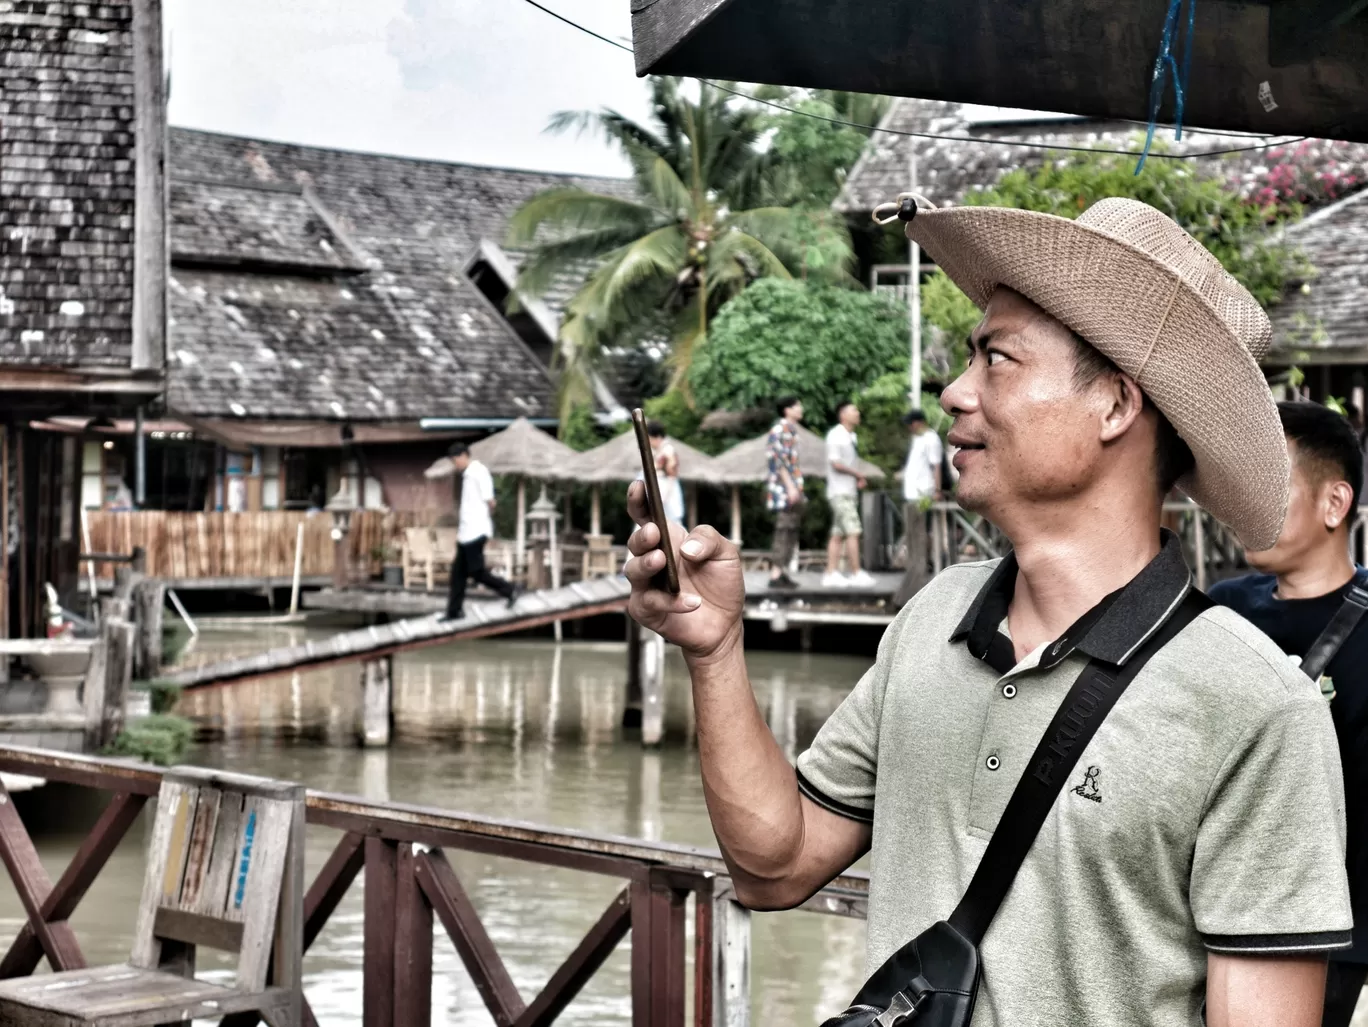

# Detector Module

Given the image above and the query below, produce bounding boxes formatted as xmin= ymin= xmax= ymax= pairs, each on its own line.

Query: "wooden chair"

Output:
xmin=430 ymin=528 xmax=460 ymax=589
xmin=0 ymin=767 xmax=305 ymax=1026
xmin=402 ymin=527 xmax=434 ymax=591
xmin=581 ymin=534 xmax=619 ymax=579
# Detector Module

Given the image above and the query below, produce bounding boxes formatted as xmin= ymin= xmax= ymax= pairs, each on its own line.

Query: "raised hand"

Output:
xmin=623 ymin=481 xmax=745 ymax=660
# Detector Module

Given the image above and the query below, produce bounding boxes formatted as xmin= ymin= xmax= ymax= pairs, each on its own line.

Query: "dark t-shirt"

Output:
xmin=1210 ymin=570 xmax=1368 ymax=962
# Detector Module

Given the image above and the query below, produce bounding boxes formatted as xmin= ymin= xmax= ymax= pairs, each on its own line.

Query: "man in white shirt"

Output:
xmin=824 ymin=402 xmax=875 ymax=587
xmin=443 ymin=442 xmax=520 ymax=620
xmin=894 ymin=409 xmax=945 ymax=605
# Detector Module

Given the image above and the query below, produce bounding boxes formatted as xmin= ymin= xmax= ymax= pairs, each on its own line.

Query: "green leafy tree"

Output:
xmin=507 ymin=78 xmax=854 ymax=415
xmin=966 ymin=148 xmax=1308 ymax=307
xmin=761 ymin=90 xmax=891 ymax=206
xmin=689 ymin=278 xmax=907 ymax=420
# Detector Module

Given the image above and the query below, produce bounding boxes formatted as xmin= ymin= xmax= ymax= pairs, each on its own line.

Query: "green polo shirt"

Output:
xmin=797 ymin=534 xmax=1352 ymax=1026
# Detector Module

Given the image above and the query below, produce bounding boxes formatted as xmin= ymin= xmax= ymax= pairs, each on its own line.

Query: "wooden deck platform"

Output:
xmin=160 ymin=577 xmax=633 ymax=690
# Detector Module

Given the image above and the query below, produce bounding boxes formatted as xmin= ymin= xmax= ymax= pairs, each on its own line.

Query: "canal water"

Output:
xmin=2 ymin=623 xmax=871 ymax=1025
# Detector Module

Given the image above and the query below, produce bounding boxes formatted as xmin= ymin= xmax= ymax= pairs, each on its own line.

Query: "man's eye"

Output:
xmin=986 ymin=350 xmax=1007 ymax=366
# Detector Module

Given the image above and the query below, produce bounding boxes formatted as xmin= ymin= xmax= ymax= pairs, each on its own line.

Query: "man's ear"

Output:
xmin=1324 ymin=479 xmax=1355 ymax=530
xmin=1097 ymin=371 xmax=1146 ymax=444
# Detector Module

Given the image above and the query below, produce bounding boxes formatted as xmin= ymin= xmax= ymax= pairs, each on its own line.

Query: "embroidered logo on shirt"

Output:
xmin=1072 ymin=765 xmax=1102 ymax=803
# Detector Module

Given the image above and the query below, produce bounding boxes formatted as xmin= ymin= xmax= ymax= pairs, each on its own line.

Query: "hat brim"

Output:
xmin=909 ymin=206 xmax=1288 ymax=550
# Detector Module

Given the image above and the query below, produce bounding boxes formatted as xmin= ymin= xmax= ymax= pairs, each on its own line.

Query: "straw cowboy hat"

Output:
xmin=897 ymin=195 xmax=1288 ymax=550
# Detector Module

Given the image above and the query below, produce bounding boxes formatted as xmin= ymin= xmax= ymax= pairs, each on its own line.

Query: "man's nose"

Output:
xmin=941 ymin=370 xmax=977 ymax=416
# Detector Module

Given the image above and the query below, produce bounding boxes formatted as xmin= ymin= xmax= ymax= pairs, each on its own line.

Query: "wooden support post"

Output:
xmin=363 ymin=837 xmax=399 ymax=1027
xmin=393 ymin=843 xmax=432 ymax=1027
xmin=590 ymin=485 xmax=602 ymax=537
xmin=630 ymin=871 xmax=687 ymax=1027
xmin=90 ymin=616 xmax=134 ymax=750
xmin=624 ymin=617 xmax=643 ymax=731
xmin=686 ymin=483 xmax=699 ymax=530
xmin=640 ymin=627 xmax=665 ymax=748
xmin=133 ymin=579 xmax=165 ymax=681
xmin=0 ymin=778 xmax=87 ymax=974
xmin=698 ymin=878 xmax=751 ymax=1027
xmin=1193 ymin=510 xmax=1208 ymax=592
xmin=729 ymin=486 xmax=742 ymax=546
xmin=358 ymin=656 xmax=393 ymax=748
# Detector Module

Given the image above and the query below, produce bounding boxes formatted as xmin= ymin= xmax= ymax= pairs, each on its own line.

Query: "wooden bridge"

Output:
xmin=0 ymin=745 xmax=869 ymax=1027
xmin=160 ymin=577 xmax=633 ymax=691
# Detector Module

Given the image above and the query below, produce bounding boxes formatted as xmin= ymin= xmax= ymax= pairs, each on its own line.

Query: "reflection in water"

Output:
xmin=6 ymin=626 xmax=870 ymax=1025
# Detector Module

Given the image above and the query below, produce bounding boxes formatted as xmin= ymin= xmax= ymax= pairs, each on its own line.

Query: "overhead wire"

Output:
xmin=518 ymin=0 xmax=1309 ymax=161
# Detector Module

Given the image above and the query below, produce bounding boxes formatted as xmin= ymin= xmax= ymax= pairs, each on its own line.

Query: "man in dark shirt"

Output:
xmin=1210 ymin=401 xmax=1368 ymax=1027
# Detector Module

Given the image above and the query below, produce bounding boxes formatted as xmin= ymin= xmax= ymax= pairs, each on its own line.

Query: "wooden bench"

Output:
xmin=0 ymin=766 xmax=304 ymax=1026
xmin=581 ymin=534 xmax=620 ymax=579
xmin=402 ymin=527 xmax=435 ymax=591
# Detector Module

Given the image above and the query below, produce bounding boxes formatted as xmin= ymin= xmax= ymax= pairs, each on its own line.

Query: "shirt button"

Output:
xmin=985 ymin=754 xmax=1001 ymax=771
xmin=1002 ymin=683 xmax=1017 ymax=699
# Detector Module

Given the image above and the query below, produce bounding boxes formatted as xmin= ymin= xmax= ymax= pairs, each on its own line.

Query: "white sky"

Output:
xmin=164 ymin=0 xmax=653 ymax=177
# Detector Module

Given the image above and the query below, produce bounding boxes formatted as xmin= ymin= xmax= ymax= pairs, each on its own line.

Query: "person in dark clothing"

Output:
xmin=442 ymin=443 xmax=521 ymax=620
xmin=1210 ymin=401 xmax=1368 ymax=1027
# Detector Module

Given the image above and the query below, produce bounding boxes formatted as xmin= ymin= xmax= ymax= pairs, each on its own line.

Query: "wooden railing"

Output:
xmin=0 ymin=745 xmax=868 ymax=1026
xmin=84 ymin=511 xmax=437 ymax=581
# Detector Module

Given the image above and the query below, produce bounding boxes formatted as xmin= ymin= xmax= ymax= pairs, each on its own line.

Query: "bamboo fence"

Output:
xmin=84 ymin=510 xmax=437 ymax=581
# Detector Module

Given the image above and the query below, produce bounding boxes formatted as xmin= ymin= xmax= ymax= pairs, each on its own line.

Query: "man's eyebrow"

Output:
xmin=967 ymin=328 xmax=1005 ymax=353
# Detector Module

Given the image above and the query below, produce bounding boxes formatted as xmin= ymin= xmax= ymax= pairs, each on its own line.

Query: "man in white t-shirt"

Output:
xmin=824 ymin=402 xmax=875 ymax=587
xmin=443 ymin=442 xmax=520 ymax=620
xmin=893 ymin=409 xmax=945 ymax=606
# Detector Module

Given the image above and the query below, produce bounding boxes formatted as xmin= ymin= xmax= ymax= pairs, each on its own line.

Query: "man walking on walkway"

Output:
xmin=894 ymin=408 xmax=944 ymax=603
xmin=1210 ymin=402 xmax=1368 ymax=1027
xmin=444 ymin=442 xmax=520 ymax=620
xmin=824 ymin=402 xmax=875 ymax=587
xmin=765 ymin=397 xmax=804 ymax=590
xmin=622 ymin=197 xmax=1351 ymax=1026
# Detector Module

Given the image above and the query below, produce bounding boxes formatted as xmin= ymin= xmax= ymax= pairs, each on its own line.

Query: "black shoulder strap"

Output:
xmin=1300 ymin=574 xmax=1368 ymax=683
xmin=947 ymin=587 xmax=1212 ymax=945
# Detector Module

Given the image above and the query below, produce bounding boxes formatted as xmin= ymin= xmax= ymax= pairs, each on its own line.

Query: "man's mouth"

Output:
xmin=947 ymin=433 xmax=984 ymax=451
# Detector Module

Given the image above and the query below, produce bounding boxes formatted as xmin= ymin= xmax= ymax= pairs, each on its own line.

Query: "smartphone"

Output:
xmin=631 ymin=408 xmax=681 ymax=595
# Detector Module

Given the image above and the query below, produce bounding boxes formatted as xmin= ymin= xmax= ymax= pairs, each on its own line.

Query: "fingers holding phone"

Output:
xmin=624 ymin=480 xmax=745 ymax=659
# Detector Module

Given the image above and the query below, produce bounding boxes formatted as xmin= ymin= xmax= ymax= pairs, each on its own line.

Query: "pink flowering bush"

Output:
xmin=1237 ymin=139 xmax=1368 ymax=219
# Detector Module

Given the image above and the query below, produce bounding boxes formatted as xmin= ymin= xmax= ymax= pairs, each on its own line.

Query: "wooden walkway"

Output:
xmin=160 ymin=577 xmax=632 ymax=690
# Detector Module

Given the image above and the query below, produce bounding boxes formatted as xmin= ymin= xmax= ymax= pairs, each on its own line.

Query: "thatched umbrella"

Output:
xmin=709 ymin=425 xmax=885 ymax=545
xmin=424 ymin=417 xmax=579 ymax=559
xmin=569 ymin=430 xmax=718 ymax=534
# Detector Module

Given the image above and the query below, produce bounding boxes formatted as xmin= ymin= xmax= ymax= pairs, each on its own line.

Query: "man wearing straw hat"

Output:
xmin=623 ymin=196 xmax=1351 ymax=1025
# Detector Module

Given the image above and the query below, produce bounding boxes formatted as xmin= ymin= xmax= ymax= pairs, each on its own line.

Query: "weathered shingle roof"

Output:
xmin=836 ymin=98 xmax=1368 ymax=214
xmin=167 ymin=128 xmax=632 ymax=422
xmin=1267 ymin=190 xmax=1368 ymax=363
xmin=0 ymin=0 xmax=136 ymax=368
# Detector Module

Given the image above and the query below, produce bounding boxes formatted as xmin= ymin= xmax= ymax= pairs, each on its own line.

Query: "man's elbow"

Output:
xmin=730 ymin=872 xmax=817 ymax=912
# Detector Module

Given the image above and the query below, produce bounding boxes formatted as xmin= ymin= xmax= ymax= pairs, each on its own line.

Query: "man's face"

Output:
xmin=841 ymin=405 xmax=861 ymax=429
xmin=649 ymin=435 xmax=663 ymax=451
xmin=451 ymin=452 xmax=471 ymax=473
xmin=786 ymin=401 xmax=804 ymax=423
xmin=908 ymin=419 xmax=928 ymax=436
xmin=1246 ymin=440 xmax=1347 ymax=574
xmin=939 ymin=287 xmax=1122 ymax=516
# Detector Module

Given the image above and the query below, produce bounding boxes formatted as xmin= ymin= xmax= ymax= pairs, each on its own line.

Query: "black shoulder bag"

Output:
xmin=1299 ymin=572 xmax=1368 ymax=684
xmin=822 ymin=588 xmax=1212 ymax=1027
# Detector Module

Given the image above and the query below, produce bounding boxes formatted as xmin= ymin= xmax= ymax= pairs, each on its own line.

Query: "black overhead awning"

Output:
xmin=631 ymin=0 xmax=1368 ymax=143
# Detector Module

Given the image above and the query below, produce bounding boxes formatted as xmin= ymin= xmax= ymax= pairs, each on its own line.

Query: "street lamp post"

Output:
xmin=326 ymin=487 xmax=356 ymax=590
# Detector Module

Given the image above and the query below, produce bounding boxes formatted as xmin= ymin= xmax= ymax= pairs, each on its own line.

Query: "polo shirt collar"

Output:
xmin=950 ymin=529 xmax=1192 ymax=671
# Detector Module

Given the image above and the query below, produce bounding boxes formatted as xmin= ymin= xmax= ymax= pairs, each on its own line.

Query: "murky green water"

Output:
xmin=1 ymin=624 xmax=870 ymax=1025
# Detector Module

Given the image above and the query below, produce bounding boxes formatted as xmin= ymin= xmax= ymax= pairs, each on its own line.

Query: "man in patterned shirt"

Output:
xmin=766 ymin=396 xmax=804 ymax=590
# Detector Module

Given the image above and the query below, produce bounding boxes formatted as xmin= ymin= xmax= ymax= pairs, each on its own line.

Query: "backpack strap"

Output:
xmin=947 ymin=587 xmax=1212 ymax=945
xmin=1299 ymin=572 xmax=1368 ymax=684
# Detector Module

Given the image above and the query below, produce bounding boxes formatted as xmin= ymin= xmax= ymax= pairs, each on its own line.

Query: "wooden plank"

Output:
xmin=153 ymin=907 xmax=244 ymax=951
xmin=364 ymin=837 xmax=398 ymax=1027
xmin=159 ymin=785 xmax=199 ymax=906
xmin=393 ymin=843 xmax=432 ymax=1027
xmin=514 ymin=887 xmax=631 ymax=1027
xmin=193 ymin=790 xmax=242 ymax=918
xmin=302 ymin=832 xmax=365 ymax=951
xmin=176 ymin=788 xmax=221 ymax=910
xmin=0 ymin=792 xmax=148 ymax=978
xmin=130 ymin=781 xmax=194 ymax=970
xmin=234 ymin=794 xmax=297 ymax=991
xmin=0 ymin=779 xmax=86 ymax=973
xmin=415 ymin=849 xmax=525 ymax=1026
xmin=272 ymin=786 xmax=305 ymax=1027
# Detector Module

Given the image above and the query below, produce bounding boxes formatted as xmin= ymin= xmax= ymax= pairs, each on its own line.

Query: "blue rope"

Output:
xmin=1135 ymin=0 xmax=1197 ymax=174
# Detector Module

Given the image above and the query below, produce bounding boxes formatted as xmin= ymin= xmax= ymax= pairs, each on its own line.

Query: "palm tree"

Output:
xmin=506 ymin=78 xmax=854 ymax=414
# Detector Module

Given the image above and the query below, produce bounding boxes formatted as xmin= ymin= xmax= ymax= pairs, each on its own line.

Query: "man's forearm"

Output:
xmin=684 ymin=639 xmax=807 ymax=898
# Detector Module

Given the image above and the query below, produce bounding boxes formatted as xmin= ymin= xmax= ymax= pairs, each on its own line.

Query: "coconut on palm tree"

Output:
xmin=506 ymin=78 xmax=855 ymax=414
